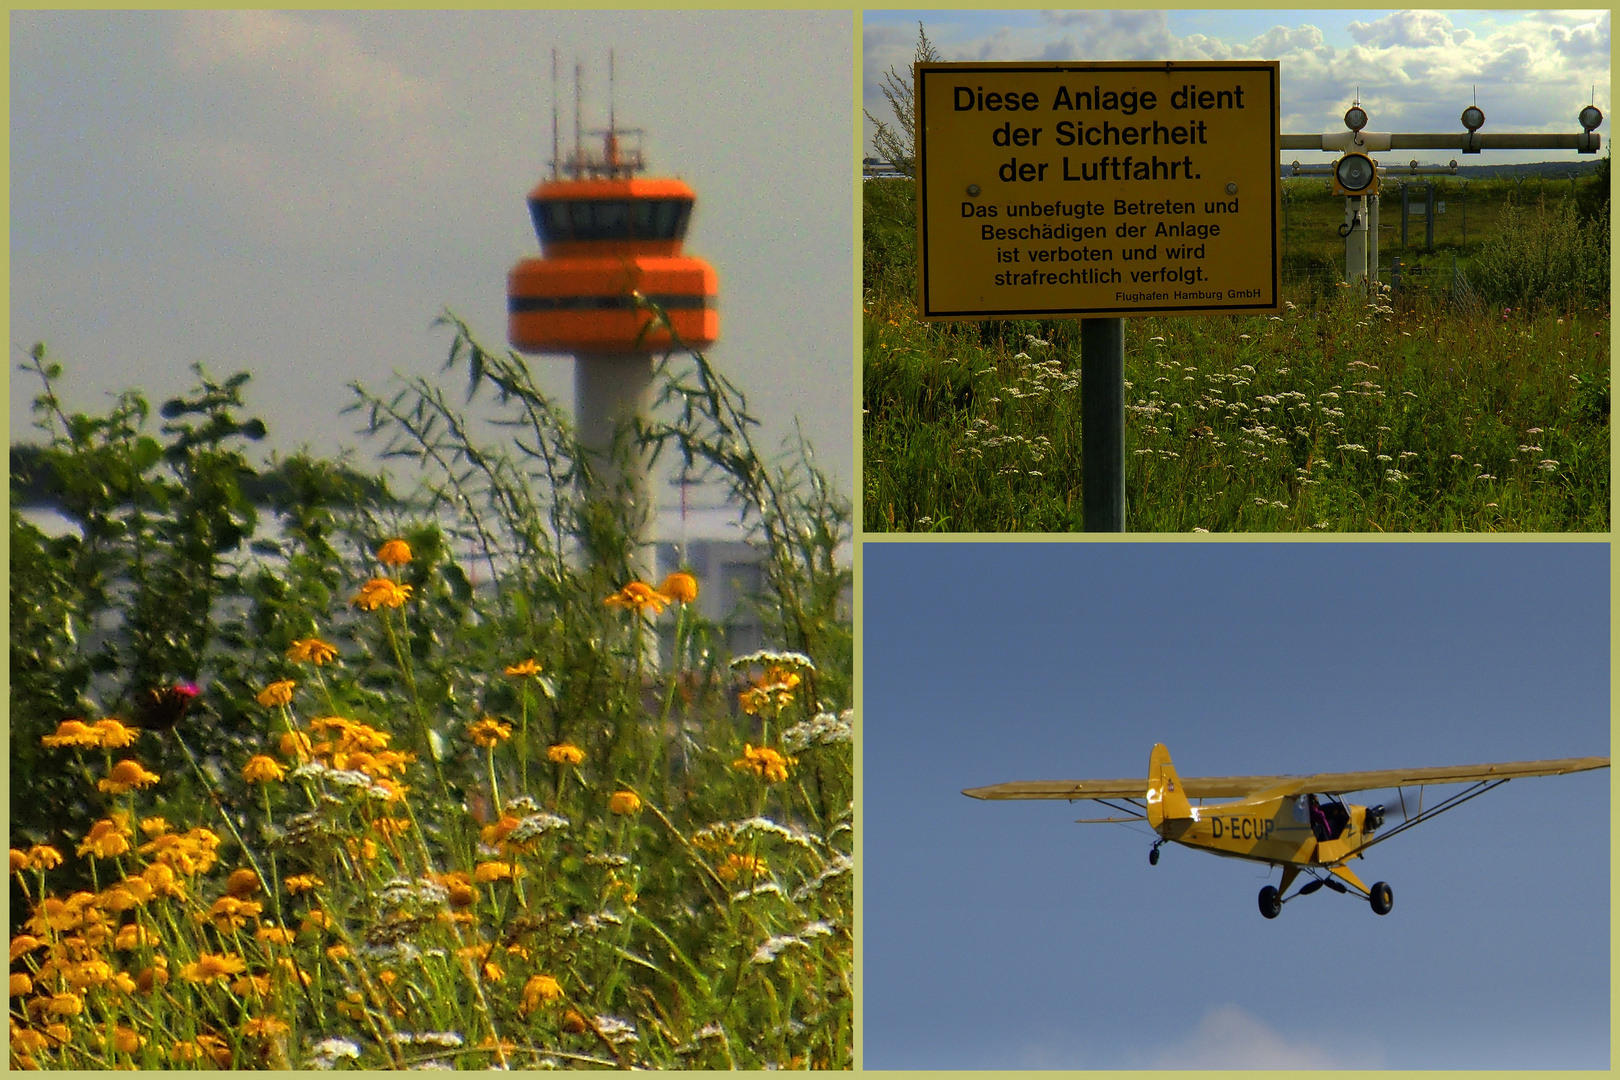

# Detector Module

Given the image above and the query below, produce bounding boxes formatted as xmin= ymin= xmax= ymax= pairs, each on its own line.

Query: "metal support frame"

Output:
xmin=1342 ymin=195 xmax=1380 ymax=285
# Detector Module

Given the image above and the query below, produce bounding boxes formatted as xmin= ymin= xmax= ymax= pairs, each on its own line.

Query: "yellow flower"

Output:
xmin=243 ymin=1016 xmax=290 ymax=1039
xmin=732 ymin=744 xmax=795 ymax=784
xmin=474 ymin=861 xmax=515 ymax=884
xmin=604 ymin=581 xmax=670 ymax=615
xmin=547 ymin=743 xmax=585 ymax=766
xmin=25 ymin=845 xmax=63 ymax=871
xmin=608 ymin=790 xmax=643 ymax=815
xmin=207 ymin=896 xmax=264 ymax=932
xmin=520 ymin=974 xmax=564 ymax=1016
xmin=241 ymin=754 xmax=286 ymax=784
xmin=352 ymin=577 xmax=412 ymax=611
xmin=42 ymin=718 xmax=102 ymax=749
xmin=139 ymin=827 xmax=222 ymax=876
xmin=376 ymin=538 xmax=413 ymax=566
xmin=98 ymin=885 xmax=145 ymax=912
xmin=716 ymin=853 xmax=769 ymax=882
xmin=112 ymin=1026 xmax=145 ymax=1054
xmin=64 ymin=959 xmax=114 ymax=990
xmin=370 ymin=815 xmax=412 ymax=838
xmin=659 ymin=571 xmax=699 ymax=604
xmin=91 ymin=718 xmax=140 ymax=749
xmin=115 ymin=923 xmax=153 ymax=951
xmin=97 ymin=758 xmax=161 ymax=794
xmin=326 ymin=943 xmax=352 ymax=963
xmin=226 ymin=868 xmax=262 ymax=898
xmin=286 ymin=637 xmax=339 ymax=665
xmin=45 ymin=991 xmax=84 ymax=1016
xmin=480 ymin=815 xmax=520 ymax=847
xmin=346 ymin=837 xmax=379 ymax=862
xmin=9 ymin=848 xmax=26 ymax=873
xmin=277 ymin=730 xmax=313 ymax=762
xmin=173 ymin=1033 xmax=231 ymax=1066
xmin=739 ymin=665 xmax=802 ymax=715
xmin=467 ymin=717 xmax=513 ymax=748
xmin=26 ymin=893 xmax=93 ymax=934
xmin=139 ymin=817 xmax=171 ymax=837
xmin=443 ymin=873 xmax=478 ymax=909
xmin=180 ymin=952 xmax=247 ymax=984
xmin=11 ymin=934 xmax=45 ymax=962
xmin=10 ymin=972 xmax=32 ymax=996
xmin=256 ymin=926 xmax=296 ymax=946
xmin=256 ymin=680 xmax=296 ymax=708
xmin=284 ymin=873 xmax=324 ymax=895
xmin=78 ymin=816 xmax=133 ymax=859
xmin=231 ymin=973 xmax=271 ymax=998
xmin=142 ymin=862 xmax=186 ymax=899
xmin=504 ymin=658 xmax=542 ymax=678
xmin=456 ymin=943 xmax=504 ymax=982
xmin=135 ymin=958 xmax=169 ymax=994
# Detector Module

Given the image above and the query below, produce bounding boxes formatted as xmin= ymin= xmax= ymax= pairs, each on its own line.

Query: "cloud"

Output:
xmin=864 ymin=11 xmax=1610 ymax=153
xmin=175 ymin=10 xmax=441 ymax=125
xmin=1033 ymin=11 xmax=1174 ymax=61
xmin=1348 ymin=11 xmax=1460 ymax=49
xmin=165 ymin=11 xmax=457 ymax=250
xmin=1144 ymin=1003 xmax=1381 ymax=1069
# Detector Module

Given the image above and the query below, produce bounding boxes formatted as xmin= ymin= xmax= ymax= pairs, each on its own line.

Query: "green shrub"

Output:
xmin=1469 ymin=196 xmax=1610 ymax=312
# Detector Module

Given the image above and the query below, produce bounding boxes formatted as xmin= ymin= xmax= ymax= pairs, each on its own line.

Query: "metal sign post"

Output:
xmin=1081 ymin=318 xmax=1125 ymax=530
xmin=913 ymin=60 xmax=1282 ymax=530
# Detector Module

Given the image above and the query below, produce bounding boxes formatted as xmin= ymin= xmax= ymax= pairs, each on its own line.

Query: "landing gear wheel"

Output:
xmin=1258 ymin=885 xmax=1282 ymax=919
xmin=1369 ymin=881 xmax=1393 ymax=915
xmin=1149 ymin=845 xmax=1160 ymax=866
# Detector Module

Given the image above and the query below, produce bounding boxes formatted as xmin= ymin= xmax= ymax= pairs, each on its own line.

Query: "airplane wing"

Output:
xmin=963 ymin=756 xmax=1608 ymax=801
xmin=1269 ymin=755 xmax=1609 ymax=796
xmin=963 ymin=774 xmax=1286 ymax=800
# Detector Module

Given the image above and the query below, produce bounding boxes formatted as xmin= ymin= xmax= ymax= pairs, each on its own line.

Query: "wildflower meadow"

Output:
xmin=863 ymin=171 xmax=1610 ymax=532
xmin=9 ymin=311 xmax=852 ymax=1068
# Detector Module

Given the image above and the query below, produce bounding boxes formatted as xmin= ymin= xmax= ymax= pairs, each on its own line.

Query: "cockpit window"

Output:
xmin=1306 ymin=794 xmax=1350 ymax=841
xmin=531 ymin=198 xmax=693 ymax=243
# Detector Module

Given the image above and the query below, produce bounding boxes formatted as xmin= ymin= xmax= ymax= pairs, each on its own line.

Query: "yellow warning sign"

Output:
xmin=916 ymin=61 xmax=1281 ymax=320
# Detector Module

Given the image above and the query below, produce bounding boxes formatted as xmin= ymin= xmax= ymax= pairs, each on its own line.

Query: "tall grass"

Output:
xmin=863 ymin=179 xmax=1609 ymax=532
xmin=10 ymin=313 xmax=852 ymax=1069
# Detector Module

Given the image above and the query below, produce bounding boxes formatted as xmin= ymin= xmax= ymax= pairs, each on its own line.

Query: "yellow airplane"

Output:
xmin=965 ymin=743 xmax=1608 ymax=919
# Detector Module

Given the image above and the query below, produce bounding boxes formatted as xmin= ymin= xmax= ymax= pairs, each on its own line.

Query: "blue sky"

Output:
xmin=865 ymin=9 xmax=1610 ymax=166
xmin=12 ymin=11 xmax=854 ymax=494
xmin=861 ymin=541 xmax=1608 ymax=1069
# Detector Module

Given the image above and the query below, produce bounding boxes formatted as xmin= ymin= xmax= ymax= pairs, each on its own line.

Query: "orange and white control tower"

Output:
xmin=508 ymin=55 xmax=718 ymax=516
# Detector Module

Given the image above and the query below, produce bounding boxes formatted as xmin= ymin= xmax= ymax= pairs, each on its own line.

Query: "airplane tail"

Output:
xmin=1147 ymin=742 xmax=1193 ymax=830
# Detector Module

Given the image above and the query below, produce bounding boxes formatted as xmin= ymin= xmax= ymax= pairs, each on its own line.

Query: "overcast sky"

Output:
xmin=865 ymin=9 xmax=1610 ymax=166
xmin=863 ymin=541 xmax=1608 ymax=1069
xmin=12 ymin=10 xmax=854 ymax=504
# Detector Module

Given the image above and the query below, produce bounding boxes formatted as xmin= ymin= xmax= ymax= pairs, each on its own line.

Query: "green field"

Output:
xmin=863 ymin=174 xmax=1610 ymax=532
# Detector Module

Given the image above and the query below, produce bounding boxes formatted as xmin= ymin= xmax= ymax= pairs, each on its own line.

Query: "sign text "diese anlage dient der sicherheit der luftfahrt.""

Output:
xmin=916 ymin=62 xmax=1281 ymax=320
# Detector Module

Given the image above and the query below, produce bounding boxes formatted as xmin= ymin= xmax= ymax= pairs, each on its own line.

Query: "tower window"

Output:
xmin=531 ymin=198 xmax=694 ymax=244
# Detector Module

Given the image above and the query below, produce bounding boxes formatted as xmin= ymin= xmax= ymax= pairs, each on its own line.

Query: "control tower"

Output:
xmin=508 ymin=55 xmax=719 ymax=536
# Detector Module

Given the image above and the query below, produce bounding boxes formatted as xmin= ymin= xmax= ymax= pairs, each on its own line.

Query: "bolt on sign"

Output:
xmin=916 ymin=61 xmax=1281 ymax=320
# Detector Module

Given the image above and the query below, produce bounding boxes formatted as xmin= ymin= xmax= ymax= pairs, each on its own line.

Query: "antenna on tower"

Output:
xmin=607 ymin=48 xmax=619 ymax=171
xmin=550 ymin=49 xmax=559 ymax=180
xmin=573 ymin=61 xmax=583 ymax=179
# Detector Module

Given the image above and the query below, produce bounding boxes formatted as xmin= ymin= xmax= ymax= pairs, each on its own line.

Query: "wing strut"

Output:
xmin=1353 ymin=778 xmax=1510 ymax=854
